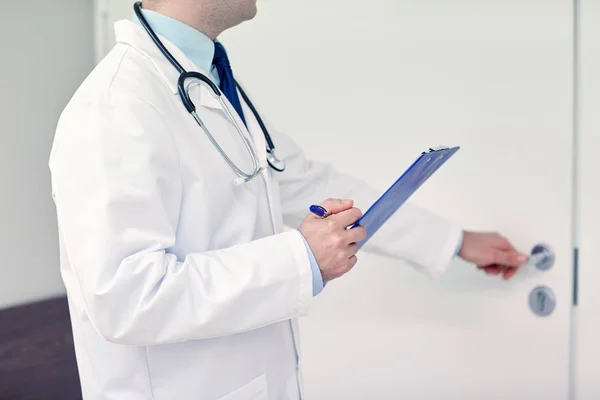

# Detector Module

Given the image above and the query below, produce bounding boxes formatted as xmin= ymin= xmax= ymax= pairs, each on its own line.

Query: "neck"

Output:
xmin=142 ymin=1 xmax=224 ymax=40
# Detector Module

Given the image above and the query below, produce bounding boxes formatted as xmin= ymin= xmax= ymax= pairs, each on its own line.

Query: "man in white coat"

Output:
xmin=49 ymin=0 xmax=528 ymax=398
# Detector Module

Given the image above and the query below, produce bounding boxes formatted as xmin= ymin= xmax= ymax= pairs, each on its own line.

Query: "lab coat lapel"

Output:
xmin=114 ymin=20 xmax=222 ymax=109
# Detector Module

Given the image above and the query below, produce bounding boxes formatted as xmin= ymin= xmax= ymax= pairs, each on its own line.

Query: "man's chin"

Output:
xmin=245 ymin=3 xmax=258 ymax=21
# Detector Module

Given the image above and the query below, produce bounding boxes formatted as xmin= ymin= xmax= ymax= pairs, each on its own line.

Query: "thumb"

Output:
xmin=320 ymin=198 xmax=354 ymax=215
xmin=492 ymin=250 xmax=528 ymax=267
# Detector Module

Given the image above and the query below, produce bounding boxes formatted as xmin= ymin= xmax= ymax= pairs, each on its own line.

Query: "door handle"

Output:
xmin=528 ymin=243 xmax=555 ymax=271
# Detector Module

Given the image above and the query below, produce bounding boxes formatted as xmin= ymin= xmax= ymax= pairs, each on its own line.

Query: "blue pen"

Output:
xmin=309 ymin=205 xmax=328 ymax=218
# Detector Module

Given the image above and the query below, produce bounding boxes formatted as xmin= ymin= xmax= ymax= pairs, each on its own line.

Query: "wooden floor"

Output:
xmin=0 ymin=297 xmax=82 ymax=400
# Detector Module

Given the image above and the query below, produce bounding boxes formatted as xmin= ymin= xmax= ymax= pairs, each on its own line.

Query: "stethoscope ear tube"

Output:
xmin=134 ymin=2 xmax=185 ymax=75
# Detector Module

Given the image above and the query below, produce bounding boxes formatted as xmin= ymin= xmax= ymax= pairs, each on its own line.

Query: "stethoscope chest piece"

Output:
xmin=267 ymin=151 xmax=286 ymax=172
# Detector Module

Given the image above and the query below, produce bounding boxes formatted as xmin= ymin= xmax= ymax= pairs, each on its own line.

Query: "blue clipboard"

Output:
xmin=352 ymin=146 xmax=460 ymax=248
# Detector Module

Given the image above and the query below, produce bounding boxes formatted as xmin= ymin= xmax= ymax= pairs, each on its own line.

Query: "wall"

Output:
xmin=0 ymin=0 xmax=95 ymax=309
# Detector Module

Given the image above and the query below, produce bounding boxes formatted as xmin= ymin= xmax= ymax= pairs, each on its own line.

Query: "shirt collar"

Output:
xmin=132 ymin=9 xmax=215 ymax=74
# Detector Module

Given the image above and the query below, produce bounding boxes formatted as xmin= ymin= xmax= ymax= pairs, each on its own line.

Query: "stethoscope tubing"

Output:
xmin=133 ymin=1 xmax=285 ymax=182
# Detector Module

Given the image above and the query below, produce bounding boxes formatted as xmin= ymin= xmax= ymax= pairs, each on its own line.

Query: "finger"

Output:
xmin=495 ymin=236 xmax=528 ymax=261
xmin=482 ymin=265 xmax=504 ymax=275
xmin=320 ymin=198 xmax=354 ymax=215
xmin=492 ymin=250 xmax=528 ymax=268
xmin=502 ymin=267 xmax=519 ymax=280
xmin=330 ymin=207 xmax=363 ymax=228
xmin=345 ymin=226 xmax=367 ymax=244
xmin=348 ymin=255 xmax=358 ymax=269
xmin=345 ymin=243 xmax=359 ymax=258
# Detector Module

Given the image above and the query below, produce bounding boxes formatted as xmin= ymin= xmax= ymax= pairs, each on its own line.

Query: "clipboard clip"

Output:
xmin=423 ymin=145 xmax=451 ymax=154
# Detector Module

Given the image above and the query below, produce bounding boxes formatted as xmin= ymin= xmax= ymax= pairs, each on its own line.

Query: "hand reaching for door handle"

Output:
xmin=457 ymin=231 xmax=529 ymax=280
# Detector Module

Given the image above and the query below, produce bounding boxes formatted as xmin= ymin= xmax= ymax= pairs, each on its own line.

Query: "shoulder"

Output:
xmin=49 ymin=44 xmax=174 ymax=168
xmin=59 ymin=43 xmax=169 ymax=124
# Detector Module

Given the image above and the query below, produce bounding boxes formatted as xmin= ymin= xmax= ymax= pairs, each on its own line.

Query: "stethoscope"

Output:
xmin=133 ymin=2 xmax=285 ymax=186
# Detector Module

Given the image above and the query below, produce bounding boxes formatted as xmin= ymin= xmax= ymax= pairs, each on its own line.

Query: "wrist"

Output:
xmin=455 ymin=230 xmax=465 ymax=257
xmin=298 ymin=231 xmax=325 ymax=296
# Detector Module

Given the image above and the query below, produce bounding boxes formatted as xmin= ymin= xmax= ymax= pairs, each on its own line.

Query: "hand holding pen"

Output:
xmin=297 ymin=199 xmax=366 ymax=283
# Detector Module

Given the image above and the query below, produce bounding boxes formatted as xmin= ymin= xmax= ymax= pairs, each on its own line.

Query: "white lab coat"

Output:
xmin=48 ymin=20 xmax=462 ymax=400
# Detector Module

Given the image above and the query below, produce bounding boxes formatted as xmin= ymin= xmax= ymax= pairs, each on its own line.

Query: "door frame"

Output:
xmin=573 ymin=0 xmax=600 ymax=398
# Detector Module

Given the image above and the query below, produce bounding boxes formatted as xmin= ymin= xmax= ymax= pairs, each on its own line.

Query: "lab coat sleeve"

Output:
xmin=270 ymin=126 xmax=463 ymax=278
xmin=49 ymin=92 xmax=313 ymax=346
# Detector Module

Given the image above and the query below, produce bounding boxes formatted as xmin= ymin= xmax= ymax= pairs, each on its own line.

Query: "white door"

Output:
xmin=96 ymin=1 xmax=575 ymax=398
xmin=221 ymin=1 xmax=574 ymax=399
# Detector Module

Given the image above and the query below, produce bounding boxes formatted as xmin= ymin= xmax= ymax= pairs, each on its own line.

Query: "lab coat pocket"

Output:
xmin=217 ymin=373 xmax=268 ymax=400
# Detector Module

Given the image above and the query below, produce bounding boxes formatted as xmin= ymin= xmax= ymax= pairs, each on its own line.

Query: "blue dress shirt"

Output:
xmin=132 ymin=10 xmax=462 ymax=297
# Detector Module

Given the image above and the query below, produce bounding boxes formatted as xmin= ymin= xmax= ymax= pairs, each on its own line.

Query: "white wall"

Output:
xmin=0 ymin=0 xmax=95 ymax=309
xmin=574 ymin=0 xmax=600 ymax=398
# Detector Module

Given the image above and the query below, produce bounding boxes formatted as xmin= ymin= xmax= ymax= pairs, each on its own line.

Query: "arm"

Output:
xmin=272 ymin=130 xmax=530 ymax=280
xmin=270 ymin=127 xmax=463 ymax=278
xmin=49 ymin=92 xmax=313 ymax=346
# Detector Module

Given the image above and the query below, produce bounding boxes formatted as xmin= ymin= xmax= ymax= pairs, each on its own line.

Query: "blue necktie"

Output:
xmin=212 ymin=42 xmax=247 ymax=126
